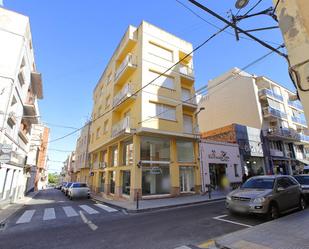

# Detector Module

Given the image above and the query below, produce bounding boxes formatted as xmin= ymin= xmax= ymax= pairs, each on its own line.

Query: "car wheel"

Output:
xmin=268 ymin=203 xmax=279 ymax=220
xmin=299 ymin=196 xmax=306 ymax=210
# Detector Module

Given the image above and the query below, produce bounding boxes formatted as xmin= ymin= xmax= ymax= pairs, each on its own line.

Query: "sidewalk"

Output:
xmin=214 ymin=210 xmax=309 ymax=249
xmin=0 ymin=191 xmax=39 ymax=225
xmin=91 ymin=192 xmax=226 ymax=212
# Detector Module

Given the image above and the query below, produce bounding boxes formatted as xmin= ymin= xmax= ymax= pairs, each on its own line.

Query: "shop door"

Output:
xmin=122 ymin=171 xmax=130 ymax=196
xmin=180 ymin=167 xmax=194 ymax=192
xmin=110 ymin=171 xmax=115 ymax=194
xmin=99 ymin=172 xmax=105 ymax=193
xmin=209 ymin=164 xmax=226 ymax=190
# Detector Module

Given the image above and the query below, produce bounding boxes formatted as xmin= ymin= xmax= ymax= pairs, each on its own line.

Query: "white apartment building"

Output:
xmin=198 ymin=68 xmax=309 ymax=175
xmin=0 ymin=8 xmax=43 ymax=205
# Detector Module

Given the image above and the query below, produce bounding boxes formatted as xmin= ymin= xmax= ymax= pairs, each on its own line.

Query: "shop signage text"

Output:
xmin=208 ymin=150 xmax=230 ymax=162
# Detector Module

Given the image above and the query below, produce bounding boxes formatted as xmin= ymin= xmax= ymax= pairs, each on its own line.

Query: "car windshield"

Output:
xmin=294 ymin=176 xmax=309 ymax=185
xmin=67 ymin=182 xmax=73 ymax=187
xmin=242 ymin=178 xmax=274 ymax=189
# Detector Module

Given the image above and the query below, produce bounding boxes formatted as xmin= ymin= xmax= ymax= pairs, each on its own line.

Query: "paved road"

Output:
xmin=0 ymin=189 xmax=265 ymax=249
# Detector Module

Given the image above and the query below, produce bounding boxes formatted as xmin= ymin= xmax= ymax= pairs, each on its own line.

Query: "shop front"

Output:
xmin=200 ymin=140 xmax=242 ymax=192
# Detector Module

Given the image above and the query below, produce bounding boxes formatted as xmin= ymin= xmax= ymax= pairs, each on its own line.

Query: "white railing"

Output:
xmin=179 ymin=64 xmax=194 ymax=78
xmin=113 ymin=84 xmax=133 ymax=107
xmin=115 ymin=53 xmax=135 ymax=80
xmin=112 ymin=116 xmax=130 ymax=138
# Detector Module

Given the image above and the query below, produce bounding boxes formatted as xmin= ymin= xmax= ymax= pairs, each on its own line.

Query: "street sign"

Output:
xmin=1 ymin=144 xmax=12 ymax=154
xmin=0 ymin=154 xmax=10 ymax=164
xmin=149 ymin=167 xmax=162 ymax=175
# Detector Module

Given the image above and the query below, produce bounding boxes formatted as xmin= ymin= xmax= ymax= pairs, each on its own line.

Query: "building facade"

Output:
xmin=0 ymin=8 xmax=43 ymax=206
xmin=200 ymin=139 xmax=242 ymax=192
xmin=74 ymin=122 xmax=90 ymax=185
xmin=88 ymin=21 xmax=200 ymax=201
xmin=198 ymin=68 xmax=309 ymax=175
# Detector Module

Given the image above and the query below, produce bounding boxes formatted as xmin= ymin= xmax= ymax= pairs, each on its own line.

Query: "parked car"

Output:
xmin=67 ymin=182 xmax=90 ymax=200
xmin=60 ymin=182 xmax=67 ymax=192
xmin=63 ymin=182 xmax=73 ymax=196
xmin=303 ymin=165 xmax=309 ymax=174
xmin=293 ymin=175 xmax=309 ymax=201
xmin=226 ymin=175 xmax=306 ymax=220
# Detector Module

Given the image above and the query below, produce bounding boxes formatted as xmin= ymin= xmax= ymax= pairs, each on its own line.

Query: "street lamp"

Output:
xmin=235 ymin=0 xmax=250 ymax=9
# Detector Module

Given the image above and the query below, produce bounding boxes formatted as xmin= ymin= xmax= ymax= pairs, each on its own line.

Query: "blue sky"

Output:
xmin=3 ymin=0 xmax=292 ymax=172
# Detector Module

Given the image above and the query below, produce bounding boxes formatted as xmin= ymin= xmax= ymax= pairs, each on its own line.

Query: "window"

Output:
xmin=96 ymin=127 xmax=101 ymax=139
xmin=148 ymin=41 xmax=173 ymax=62
xmin=123 ymin=140 xmax=133 ymax=165
xmin=151 ymin=103 xmax=176 ymax=121
xmin=234 ymin=164 xmax=239 ymax=177
xmin=141 ymin=136 xmax=170 ymax=161
xmin=105 ymin=95 xmax=110 ymax=109
xmin=267 ymin=98 xmax=284 ymax=112
xmin=181 ymin=88 xmax=191 ymax=102
xmin=176 ymin=141 xmax=194 ymax=162
xmin=100 ymin=150 xmax=107 ymax=163
xmin=183 ymin=115 xmax=193 ymax=133
xmin=103 ymin=120 xmax=109 ymax=133
xmin=111 ymin=146 xmax=118 ymax=167
xmin=149 ymin=70 xmax=174 ymax=89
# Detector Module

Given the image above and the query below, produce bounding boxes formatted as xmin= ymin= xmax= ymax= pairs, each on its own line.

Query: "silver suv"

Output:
xmin=226 ymin=175 xmax=306 ymax=219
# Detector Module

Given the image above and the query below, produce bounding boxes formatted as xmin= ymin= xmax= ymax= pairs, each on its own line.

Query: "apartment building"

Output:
xmin=0 ymin=8 xmax=43 ymax=205
xmin=88 ymin=21 xmax=200 ymax=201
xmin=63 ymin=152 xmax=75 ymax=182
xmin=74 ymin=122 xmax=90 ymax=185
xmin=198 ymin=68 xmax=309 ymax=175
xmin=27 ymin=124 xmax=49 ymax=191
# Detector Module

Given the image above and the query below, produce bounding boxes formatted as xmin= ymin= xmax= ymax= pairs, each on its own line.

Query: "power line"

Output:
xmin=242 ymin=0 xmax=264 ymax=16
xmin=46 ymin=25 xmax=229 ymax=144
xmin=176 ymin=0 xmax=281 ymax=46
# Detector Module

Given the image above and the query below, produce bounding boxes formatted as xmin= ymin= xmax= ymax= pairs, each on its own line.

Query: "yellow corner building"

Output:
xmin=88 ymin=21 xmax=200 ymax=201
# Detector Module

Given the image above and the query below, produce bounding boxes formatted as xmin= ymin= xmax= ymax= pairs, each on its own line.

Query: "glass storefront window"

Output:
xmin=179 ymin=167 xmax=194 ymax=192
xmin=111 ymin=146 xmax=118 ymax=167
xmin=122 ymin=171 xmax=130 ymax=195
xmin=123 ymin=140 xmax=133 ymax=166
xmin=177 ymin=141 xmax=194 ymax=162
xmin=142 ymin=164 xmax=170 ymax=195
xmin=141 ymin=136 xmax=170 ymax=161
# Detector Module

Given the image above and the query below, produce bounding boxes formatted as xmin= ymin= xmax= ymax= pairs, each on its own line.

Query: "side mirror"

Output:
xmin=277 ymin=187 xmax=285 ymax=192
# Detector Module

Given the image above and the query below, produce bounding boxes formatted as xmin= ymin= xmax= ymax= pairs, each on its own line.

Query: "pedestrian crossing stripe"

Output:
xmin=15 ymin=204 xmax=119 ymax=224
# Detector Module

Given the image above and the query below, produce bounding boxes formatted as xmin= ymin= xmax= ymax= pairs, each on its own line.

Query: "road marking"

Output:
xmin=199 ymin=239 xmax=215 ymax=248
xmin=63 ymin=206 xmax=78 ymax=217
xmin=213 ymin=215 xmax=253 ymax=228
xmin=43 ymin=208 xmax=56 ymax=220
xmin=16 ymin=210 xmax=35 ymax=224
xmin=79 ymin=211 xmax=98 ymax=231
xmin=79 ymin=205 xmax=99 ymax=214
xmin=173 ymin=246 xmax=192 ymax=249
xmin=94 ymin=203 xmax=118 ymax=212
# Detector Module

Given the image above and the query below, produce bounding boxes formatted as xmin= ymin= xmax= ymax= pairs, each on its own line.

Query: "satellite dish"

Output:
xmin=235 ymin=0 xmax=250 ymax=9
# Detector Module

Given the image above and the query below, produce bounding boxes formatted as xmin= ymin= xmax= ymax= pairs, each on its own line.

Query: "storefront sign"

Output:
xmin=0 ymin=154 xmax=10 ymax=163
xmin=208 ymin=150 xmax=230 ymax=162
xmin=144 ymin=167 xmax=162 ymax=175
xmin=1 ymin=144 xmax=12 ymax=154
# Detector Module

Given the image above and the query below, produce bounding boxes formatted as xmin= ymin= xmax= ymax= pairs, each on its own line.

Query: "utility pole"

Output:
xmin=273 ymin=0 xmax=309 ymax=120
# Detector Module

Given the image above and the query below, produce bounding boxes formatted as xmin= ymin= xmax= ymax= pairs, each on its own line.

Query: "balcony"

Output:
xmin=263 ymin=128 xmax=298 ymax=141
xmin=288 ymin=100 xmax=304 ymax=111
xmin=112 ymin=84 xmax=135 ymax=110
xmin=291 ymin=116 xmax=307 ymax=126
xmin=116 ymin=26 xmax=137 ymax=62
xmin=179 ymin=64 xmax=194 ymax=81
xmin=6 ymin=151 xmax=26 ymax=167
xmin=270 ymin=149 xmax=284 ymax=157
xmin=114 ymin=53 xmax=137 ymax=86
xmin=182 ymin=94 xmax=197 ymax=111
xmin=259 ymin=89 xmax=283 ymax=102
xmin=18 ymin=129 xmax=29 ymax=144
xmin=263 ymin=107 xmax=287 ymax=120
xmin=111 ymin=116 xmax=131 ymax=138
xmin=297 ymin=133 xmax=309 ymax=143
xmin=23 ymin=93 xmax=39 ymax=124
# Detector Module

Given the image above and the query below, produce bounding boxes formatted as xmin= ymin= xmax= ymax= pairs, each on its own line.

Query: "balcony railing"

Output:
xmin=298 ymin=134 xmax=309 ymax=142
xmin=113 ymin=84 xmax=134 ymax=107
xmin=182 ymin=94 xmax=197 ymax=106
xmin=291 ymin=116 xmax=307 ymax=126
xmin=270 ymin=149 xmax=284 ymax=157
xmin=263 ymin=107 xmax=287 ymax=119
xmin=264 ymin=128 xmax=309 ymax=143
xmin=114 ymin=53 xmax=136 ymax=81
xmin=111 ymin=116 xmax=131 ymax=138
xmin=288 ymin=100 xmax=304 ymax=110
xmin=259 ymin=89 xmax=283 ymax=102
xmin=179 ymin=64 xmax=194 ymax=79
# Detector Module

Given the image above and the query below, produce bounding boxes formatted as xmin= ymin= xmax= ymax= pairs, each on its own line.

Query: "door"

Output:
xmin=283 ymin=177 xmax=300 ymax=209
xmin=275 ymin=177 xmax=291 ymax=212
xmin=179 ymin=167 xmax=194 ymax=192
xmin=209 ymin=164 xmax=226 ymax=190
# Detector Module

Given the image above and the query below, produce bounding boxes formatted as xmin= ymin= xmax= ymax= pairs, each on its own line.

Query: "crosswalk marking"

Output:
xmin=43 ymin=208 xmax=56 ymax=220
xmin=79 ymin=205 xmax=99 ymax=214
xmin=173 ymin=246 xmax=192 ymax=249
xmin=63 ymin=206 xmax=78 ymax=217
xmin=94 ymin=203 xmax=118 ymax=213
xmin=16 ymin=210 xmax=35 ymax=224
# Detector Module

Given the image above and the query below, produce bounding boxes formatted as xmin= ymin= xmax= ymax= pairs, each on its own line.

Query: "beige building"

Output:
xmin=88 ymin=21 xmax=200 ymax=201
xmin=0 ymin=7 xmax=43 ymax=205
xmin=198 ymin=68 xmax=309 ymax=175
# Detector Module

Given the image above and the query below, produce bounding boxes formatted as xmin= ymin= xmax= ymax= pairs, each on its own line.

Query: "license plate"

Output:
xmin=233 ymin=206 xmax=247 ymax=212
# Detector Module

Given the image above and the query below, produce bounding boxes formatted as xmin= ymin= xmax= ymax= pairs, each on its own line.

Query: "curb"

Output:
xmin=91 ymin=195 xmax=226 ymax=213
xmin=0 ymin=191 xmax=39 ymax=225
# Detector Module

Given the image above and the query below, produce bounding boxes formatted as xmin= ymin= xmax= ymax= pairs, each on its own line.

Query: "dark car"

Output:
xmin=293 ymin=175 xmax=309 ymax=201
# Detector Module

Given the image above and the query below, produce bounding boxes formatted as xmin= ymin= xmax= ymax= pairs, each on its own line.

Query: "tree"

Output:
xmin=48 ymin=173 xmax=59 ymax=184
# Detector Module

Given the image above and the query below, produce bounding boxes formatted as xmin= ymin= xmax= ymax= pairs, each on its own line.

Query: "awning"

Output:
xmin=297 ymin=158 xmax=309 ymax=166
